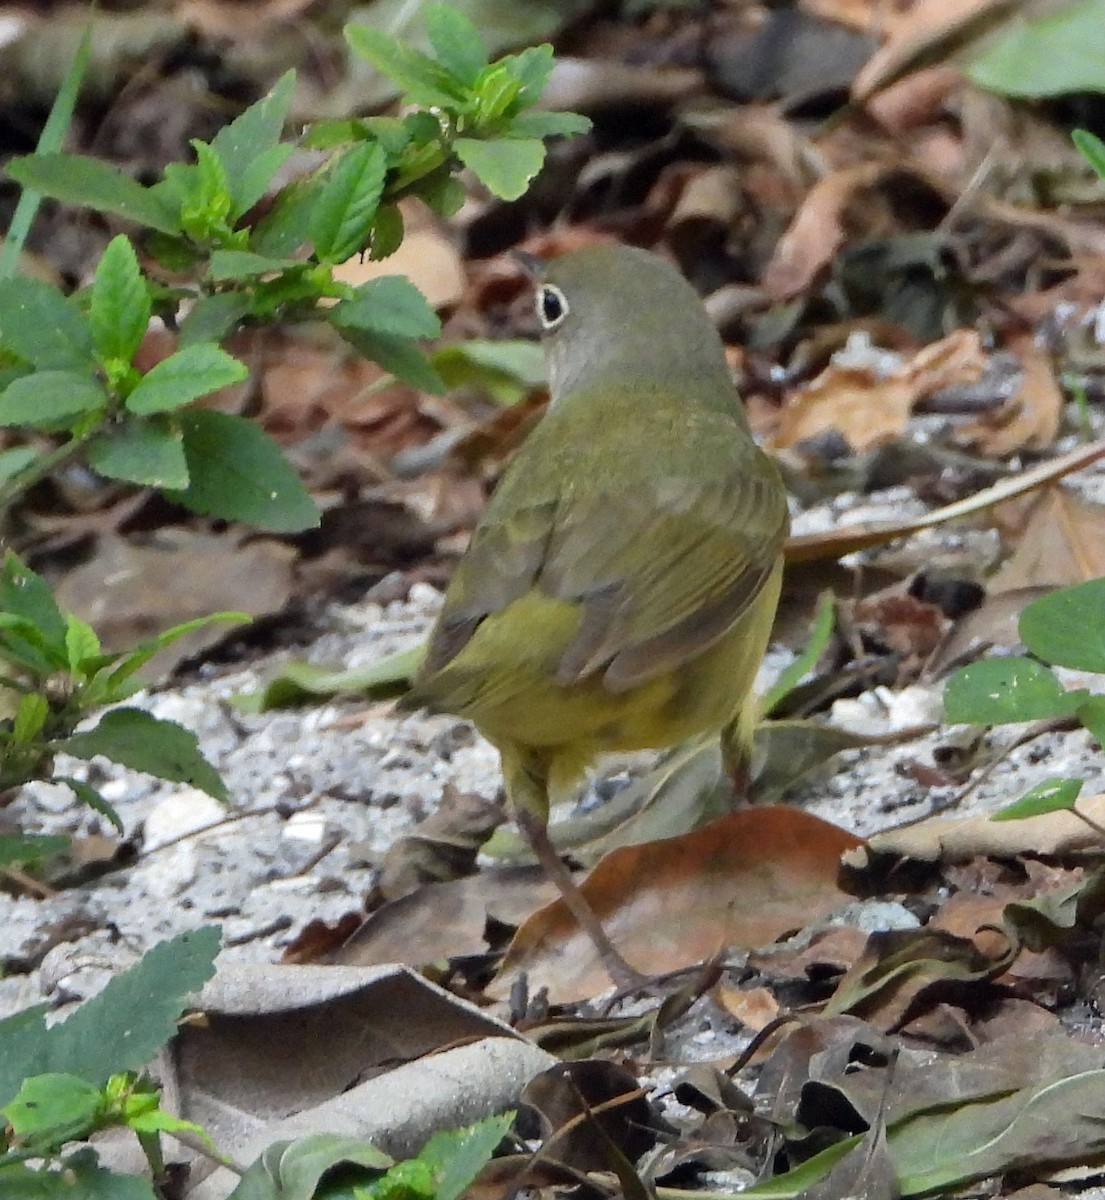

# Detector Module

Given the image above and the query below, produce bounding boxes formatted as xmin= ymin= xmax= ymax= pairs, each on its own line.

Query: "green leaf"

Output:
xmin=179 ymin=292 xmax=252 ymax=347
xmin=310 ymin=141 xmax=387 ymax=263
xmin=1019 ymin=577 xmax=1105 ymax=671
xmin=56 ymin=708 xmax=228 ymax=801
xmin=454 ymin=136 xmax=545 ymax=200
xmin=0 ymin=1151 xmax=157 ymax=1199
xmin=0 ymin=370 xmax=106 ymax=427
xmin=0 ymin=444 xmax=37 ymax=480
xmin=172 ymin=409 xmax=319 ymax=532
xmin=6 ymin=153 xmax=182 ymax=234
xmin=252 ymin=176 xmax=319 ymax=257
xmin=966 ymin=0 xmax=1105 ymax=97
xmin=424 ymin=3 xmax=488 ymax=86
xmin=336 ymin=326 xmax=445 ymax=393
xmin=506 ymin=110 xmax=592 ymax=138
xmin=420 ymin=1112 xmax=515 ymax=1200
xmin=90 ymin=235 xmax=150 ymax=365
xmin=504 ymin=43 xmax=556 ymax=105
xmin=1078 ymin=694 xmax=1105 ymax=748
xmin=368 ymin=202 xmax=405 ymax=259
xmin=229 ymin=1133 xmax=393 ymax=1200
xmin=54 ymin=776 xmax=124 ymax=834
xmin=944 ymin=656 xmax=1089 ymax=725
xmin=12 ymin=692 xmax=48 ymax=742
xmin=65 ymin=614 xmax=100 ymax=672
xmin=763 ymin=590 xmax=836 ymax=716
xmin=329 ymin=276 xmax=441 ymax=340
xmin=1074 ymin=128 xmax=1105 ymax=180
xmin=431 ymin=337 xmax=546 ymax=402
xmin=0 ymin=551 xmax=66 ymax=647
xmin=126 ymin=343 xmax=247 ymax=415
xmin=233 ymin=643 xmax=423 ymax=713
xmin=3 ymin=1073 xmax=103 ymax=1151
xmin=87 ymin=417 xmax=189 ymax=488
xmin=208 ymin=249 xmax=302 ymax=280
xmin=992 ymin=777 xmax=1083 ymax=821
xmin=0 ymin=277 xmax=94 ymax=370
xmin=345 ymin=23 xmax=467 ymax=108
xmin=0 ymin=832 xmax=68 ymax=869
xmin=0 ymin=926 xmax=220 ymax=1108
xmin=210 ymin=70 xmax=297 ymax=216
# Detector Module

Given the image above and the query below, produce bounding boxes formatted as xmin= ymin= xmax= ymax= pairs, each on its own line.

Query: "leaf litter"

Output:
xmin=9 ymin=0 xmax=1105 ymax=1196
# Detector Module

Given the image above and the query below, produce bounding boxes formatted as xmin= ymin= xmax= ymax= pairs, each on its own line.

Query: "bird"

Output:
xmin=402 ymin=243 xmax=790 ymax=988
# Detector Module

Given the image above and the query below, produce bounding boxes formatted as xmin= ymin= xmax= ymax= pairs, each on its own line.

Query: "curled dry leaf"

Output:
xmin=956 ymin=338 xmax=1063 ymax=458
xmin=762 ymin=163 xmax=886 ymax=302
xmin=494 ymin=807 xmax=862 ymax=1003
xmin=771 ymin=328 xmax=985 ymax=454
xmin=991 ymin=486 xmax=1105 ymax=591
xmin=858 ymin=791 xmax=1105 ymax=864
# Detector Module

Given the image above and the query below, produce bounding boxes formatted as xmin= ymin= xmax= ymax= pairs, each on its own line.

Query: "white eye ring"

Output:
xmin=536 ymin=283 xmax=569 ymax=330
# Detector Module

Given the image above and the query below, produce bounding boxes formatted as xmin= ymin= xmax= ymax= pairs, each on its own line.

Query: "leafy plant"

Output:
xmin=0 ymin=927 xmax=220 ymax=1194
xmin=0 ymin=4 xmax=587 ymax=527
xmin=0 ymin=550 xmax=243 ymax=833
xmin=944 ymin=576 xmax=1105 ymax=821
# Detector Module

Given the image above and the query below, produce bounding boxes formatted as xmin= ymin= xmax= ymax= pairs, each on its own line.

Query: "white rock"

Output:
xmin=143 ymin=788 xmax=227 ymax=851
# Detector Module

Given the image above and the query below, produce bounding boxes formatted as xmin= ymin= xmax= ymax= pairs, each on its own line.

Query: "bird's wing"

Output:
xmin=419 ymin=426 xmax=788 ymax=695
xmin=543 ymin=452 xmax=788 ymax=690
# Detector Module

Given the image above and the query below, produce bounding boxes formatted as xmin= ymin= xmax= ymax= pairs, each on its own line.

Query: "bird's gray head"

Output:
xmin=527 ymin=244 xmax=735 ymax=406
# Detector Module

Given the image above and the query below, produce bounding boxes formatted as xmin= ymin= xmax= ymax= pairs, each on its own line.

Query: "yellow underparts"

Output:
xmin=433 ymin=560 xmax=784 ymax=821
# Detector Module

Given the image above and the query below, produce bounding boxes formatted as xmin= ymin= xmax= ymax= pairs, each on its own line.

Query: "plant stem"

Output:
xmin=0 ymin=430 xmax=96 ymax=515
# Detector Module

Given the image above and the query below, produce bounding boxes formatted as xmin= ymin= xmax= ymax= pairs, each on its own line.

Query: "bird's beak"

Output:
xmin=510 ymin=248 xmax=546 ymax=279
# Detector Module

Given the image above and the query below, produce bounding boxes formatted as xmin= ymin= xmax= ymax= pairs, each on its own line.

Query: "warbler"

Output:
xmin=404 ymin=244 xmax=789 ymax=986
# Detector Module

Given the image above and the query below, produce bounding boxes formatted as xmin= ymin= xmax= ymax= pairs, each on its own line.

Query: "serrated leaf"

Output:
xmin=56 ymin=708 xmax=227 ymax=801
xmin=506 ymin=110 xmax=592 ymax=138
xmin=125 ymin=343 xmax=247 ymax=415
xmin=0 ymin=277 xmax=94 ymax=370
xmin=992 ymin=777 xmax=1083 ymax=821
xmin=0 ymin=370 xmax=106 ymax=427
xmin=208 ymin=249 xmax=301 ymax=281
xmin=55 ymin=776 xmax=124 ymax=833
xmin=329 ymin=276 xmax=440 ymax=340
xmin=425 ymin=3 xmax=488 ymax=86
xmin=345 ymin=23 xmax=467 ymax=108
xmin=6 ymin=153 xmax=181 ymax=234
xmin=944 ymin=656 xmax=1089 ymax=725
xmin=454 ymin=136 xmax=545 ymax=200
xmin=0 ymin=926 xmax=220 ymax=1108
xmin=1 ymin=551 xmax=66 ymax=647
xmin=179 ymin=292 xmax=252 ymax=347
xmin=421 ymin=1112 xmax=515 ymax=1200
xmin=87 ymin=418 xmax=189 ymax=489
xmin=336 ymin=326 xmax=445 ymax=393
xmin=252 ymin=176 xmax=319 ymax=257
xmin=310 ymin=141 xmax=387 ymax=263
xmin=172 ymin=409 xmax=319 ymax=532
xmin=210 ymin=70 xmax=296 ymax=216
xmin=90 ymin=235 xmax=150 ymax=365
xmin=1019 ymin=577 xmax=1105 ymax=672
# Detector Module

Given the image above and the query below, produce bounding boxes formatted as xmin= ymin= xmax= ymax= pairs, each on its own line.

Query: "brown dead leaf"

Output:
xmin=54 ymin=532 xmax=293 ymax=679
xmin=957 ymin=339 xmax=1063 ymax=458
xmin=854 ymin=585 xmax=950 ymax=675
xmin=714 ymin=984 xmax=781 ymax=1033
xmin=747 ymin=924 xmax=869 ymax=983
xmin=851 ymin=0 xmax=1020 ymax=102
xmin=859 ymin=792 xmax=1105 ymax=864
xmin=991 ymin=487 xmax=1105 ymax=592
xmin=772 ymin=329 xmax=984 ymax=453
xmin=494 ymin=807 xmax=863 ymax=1003
xmin=762 ymin=164 xmax=886 ymax=302
xmin=332 ymin=867 xmax=557 ymax=970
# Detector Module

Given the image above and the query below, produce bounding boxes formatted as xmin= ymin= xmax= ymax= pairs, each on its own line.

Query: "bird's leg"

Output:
xmin=504 ymin=751 xmax=649 ymax=992
xmin=515 ymin=809 xmax=650 ymax=992
xmin=721 ymin=711 xmax=755 ymax=804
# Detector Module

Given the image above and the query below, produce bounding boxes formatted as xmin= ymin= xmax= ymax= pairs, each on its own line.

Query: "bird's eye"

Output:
xmin=536 ymin=284 xmax=568 ymax=330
